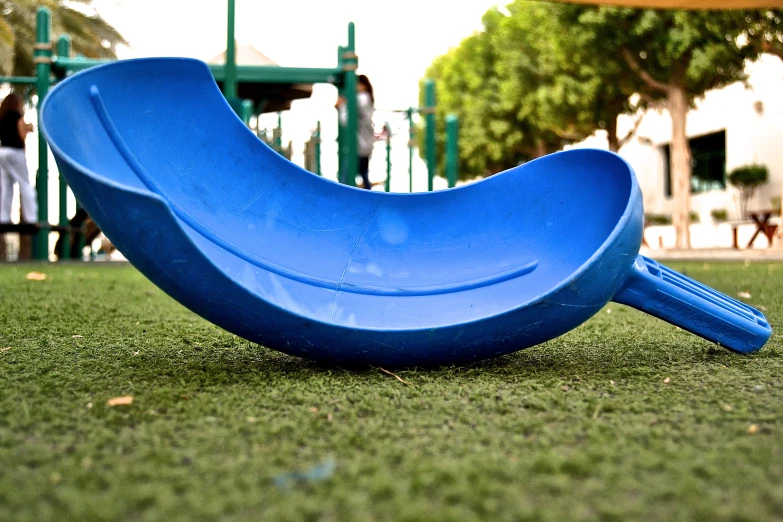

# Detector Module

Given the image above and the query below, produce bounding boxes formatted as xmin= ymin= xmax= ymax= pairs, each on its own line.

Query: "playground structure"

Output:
xmin=0 ymin=2 xmax=460 ymax=261
xmin=39 ymin=57 xmax=771 ymax=366
xmin=304 ymin=95 xmax=460 ymax=192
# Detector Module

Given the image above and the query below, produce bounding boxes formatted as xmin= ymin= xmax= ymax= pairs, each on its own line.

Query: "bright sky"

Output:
xmin=13 ymin=0 xmax=506 ymax=244
xmin=92 ymin=0 xmax=502 ymax=110
xmin=84 ymin=0 xmax=504 ymax=190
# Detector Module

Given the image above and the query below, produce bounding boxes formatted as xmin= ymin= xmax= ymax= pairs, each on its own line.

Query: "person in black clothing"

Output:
xmin=0 ymin=92 xmax=37 ymax=223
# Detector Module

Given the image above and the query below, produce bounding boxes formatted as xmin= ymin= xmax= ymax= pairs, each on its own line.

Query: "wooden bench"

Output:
xmin=0 ymin=222 xmax=85 ymax=261
xmin=730 ymin=210 xmax=780 ymax=249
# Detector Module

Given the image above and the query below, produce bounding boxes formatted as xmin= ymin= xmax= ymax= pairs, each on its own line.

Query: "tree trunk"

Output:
xmin=606 ymin=117 xmax=619 ymax=153
xmin=668 ymin=86 xmax=691 ymax=249
xmin=535 ymin=140 xmax=547 ymax=159
xmin=762 ymin=41 xmax=783 ymax=61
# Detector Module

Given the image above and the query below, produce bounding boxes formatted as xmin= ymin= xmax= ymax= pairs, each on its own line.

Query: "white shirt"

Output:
xmin=339 ymin=91 xmax=375 ymax=158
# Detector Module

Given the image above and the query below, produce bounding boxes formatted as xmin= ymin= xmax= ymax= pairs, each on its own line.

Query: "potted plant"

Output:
xmin=710 ymin=208 xmax=729 ymax=223
xmin=728 ymin=164 xmax=769 ymax=219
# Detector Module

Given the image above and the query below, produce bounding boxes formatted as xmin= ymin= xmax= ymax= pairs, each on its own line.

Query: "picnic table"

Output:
xmin=732 ymin=208 xmax=780 ymax=249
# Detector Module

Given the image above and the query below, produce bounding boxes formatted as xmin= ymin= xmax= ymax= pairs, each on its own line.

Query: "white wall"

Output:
xmin=572 ymin=54 xmax=783 ymax=224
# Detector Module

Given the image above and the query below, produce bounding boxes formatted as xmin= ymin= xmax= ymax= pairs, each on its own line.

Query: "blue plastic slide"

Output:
xmin=40 ymin=58 xmax=771 ymax=366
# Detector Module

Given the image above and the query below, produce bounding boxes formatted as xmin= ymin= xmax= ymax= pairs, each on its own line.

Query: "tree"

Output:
xmin=742 ymin=9 xmax=783 ymax=60
xmin=420 ymin=1 xmax=647 ymax=181
xmin=576 ymin=8 xmax=779 ymax=248
xmin=552 ymin=3 xmax=652 ymax=152
xmin=419 ymin=27 xmax=511 ymax=180
xmin=0 ymin=1 xmax=127 ymax=77
xmin=421 ymin=3 xmax=600 ymax=180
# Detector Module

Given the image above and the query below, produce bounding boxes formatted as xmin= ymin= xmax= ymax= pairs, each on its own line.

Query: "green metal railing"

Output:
xmin=33 ymin=7 xmax=52 ymax=260
xmin=384 ymin=123 xmax=392 ymax=192
xmin=1 ymin=2 xmax=460 ymax=261
xmin=445 ymin=114 xmax=459 ymax=189
xmin=225 ymin=0 xmax=237 ymax=99
xmin=424 ymin=80 xmax=436 ymax=192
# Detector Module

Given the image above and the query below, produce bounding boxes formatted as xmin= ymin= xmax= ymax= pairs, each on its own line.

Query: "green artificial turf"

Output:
xmin=0 ymin=261 xmax=781 ymax=522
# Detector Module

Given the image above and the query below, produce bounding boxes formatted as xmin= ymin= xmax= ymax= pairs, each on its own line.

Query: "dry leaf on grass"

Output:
xmin=737 ymin=291 xmax=752 ymax=299
xmin=380 ymin=368 xmax=414 ymax=386
xmin=107 ymin=396 xmax=134 ymax=407
xmin=1 ymin=347 xmax=10 ymax=353
xmin=26 ymin=272 xmax=48 ymax=281
xmin=72 ymin=335 xmax=84 ymax=339
xmin=748 ymin=424 xmax=760 ymax=434
xmin=663 ymin=377 xmax=671 ymax=384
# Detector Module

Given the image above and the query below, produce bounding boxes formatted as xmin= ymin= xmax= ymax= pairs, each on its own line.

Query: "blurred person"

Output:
xmin=336 ymin=74 xmax=376 ymax=189
xmin=0 ymin=92 xmax=37 ymax=224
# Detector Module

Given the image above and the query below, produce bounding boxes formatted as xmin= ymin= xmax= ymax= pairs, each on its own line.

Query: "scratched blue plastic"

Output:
xmin=39 ymin=58 xmax=771 ymax=366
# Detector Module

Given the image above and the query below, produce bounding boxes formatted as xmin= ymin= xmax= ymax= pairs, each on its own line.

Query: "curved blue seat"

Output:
xmin=40 ymin=58 xmax=771 ymax=366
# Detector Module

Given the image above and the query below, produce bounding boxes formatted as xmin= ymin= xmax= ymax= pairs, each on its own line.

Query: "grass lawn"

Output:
xmin=1 ymin=261 xmax=781 ymax=521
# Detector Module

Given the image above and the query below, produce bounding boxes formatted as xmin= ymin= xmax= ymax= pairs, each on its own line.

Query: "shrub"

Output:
xmin=689 ymin=211 xmax=700 ymax=224
xmin=728 ymin=164 xmax=769 ymax=218
xmin=710 ymin=208 xmax=728 ymax=222
xmin=645 ymin=213 xmax=671 ymax=226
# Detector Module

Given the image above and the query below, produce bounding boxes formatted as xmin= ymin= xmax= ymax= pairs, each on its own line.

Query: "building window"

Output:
xmin=662 ymin=130 xmax=726 ymax=197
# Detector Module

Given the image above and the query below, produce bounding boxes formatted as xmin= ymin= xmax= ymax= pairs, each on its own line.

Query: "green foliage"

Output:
xmin=741 ymin=9 xmax=783 ymax=61
xmin=710 ymin=208 xmax=729 ymax=222
xmin=728 ymin=164 xmax=769 ymax=219
xmin=645 ymin=213 xmax=672 ymax=226
xmin=420 ymin=2 xmax=627 ymax=180
xmin=577 ymin=9 xmax=761 ymax=102
xmin=728 ymin=164 xmax=769 ymax=188
xmin=689 ymin=210 xmax=700 ymax=224
xmin=0 ymin=1 xmax=127 ymax=77
xmin=1 ymin=262 xmax=783 ymax=520
xmin=421 ymin=3 xmax=782 ymax=183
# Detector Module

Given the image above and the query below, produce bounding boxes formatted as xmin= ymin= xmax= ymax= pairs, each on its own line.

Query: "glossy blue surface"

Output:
xmin=40 ymin=58 xmax=771 ymax=366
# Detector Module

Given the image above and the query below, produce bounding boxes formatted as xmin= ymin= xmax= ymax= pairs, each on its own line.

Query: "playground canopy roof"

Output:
xmin=558 ymin=0 xmax=782 ymax=7
xmin=208 ymin=44 xmax=313 ymax=114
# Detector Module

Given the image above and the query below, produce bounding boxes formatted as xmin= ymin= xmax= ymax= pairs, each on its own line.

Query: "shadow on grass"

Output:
xmin=113 ymin=332 xmax=780 ymax=391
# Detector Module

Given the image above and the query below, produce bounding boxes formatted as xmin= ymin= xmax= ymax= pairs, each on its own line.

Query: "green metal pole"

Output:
xmin=274 ymin=112 xmax=282 ymax=153
xmin=225 ymin=0 xmax=237 ymax=99
xmin=385 ymin=123 xmax=391 ymax=192
xmin=424 ymin=80 xmax=436 ymax=192
xmin=343 ymin=23 xmax=358 ymax=187
xmin=336 ymin=45 xmax=345 ymax=183
xmin=33 ymin=8 xmax=52 ymax=260
xmin=240 ymin=99 xmax=253 ymax=125
xmin=407 ymin=107 xmax=414 ymax=193
xmin=315 ymin=121 xmax=322 ymax=176
xmin=56 ymin=35 xmax=72 ymax=259
xmin=0 ymin=76 xmax=37 ymax=85
xmin=56 ymin=35 xmax=71 ymax=64
xmin=445 ymin=114 xmax=459 ymax=189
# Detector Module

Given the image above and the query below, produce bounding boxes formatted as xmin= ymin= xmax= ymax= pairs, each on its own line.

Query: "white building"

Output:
xmin=574 ymin=54 xmax=783 ymax=249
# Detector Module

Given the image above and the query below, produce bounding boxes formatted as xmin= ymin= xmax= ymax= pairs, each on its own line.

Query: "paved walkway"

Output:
xmin=641 ymin=246 xmax=783 ymax=261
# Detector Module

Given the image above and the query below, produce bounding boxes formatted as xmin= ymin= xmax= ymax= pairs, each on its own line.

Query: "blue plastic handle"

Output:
xmin=613 ymin=255 xmax=771 ymax=353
